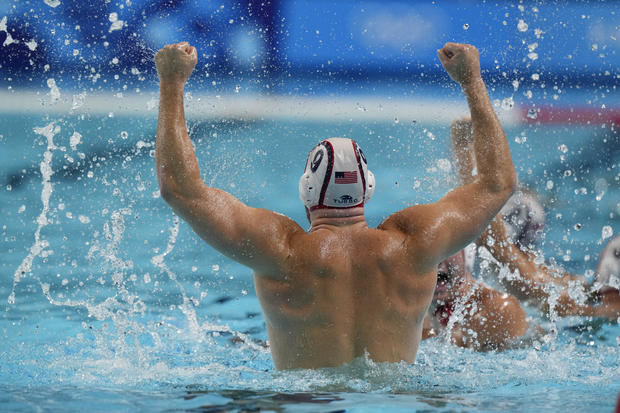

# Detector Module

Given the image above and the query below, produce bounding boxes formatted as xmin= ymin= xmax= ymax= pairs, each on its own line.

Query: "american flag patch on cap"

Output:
xmin=334 ymin=171 xmax=358 ymax=184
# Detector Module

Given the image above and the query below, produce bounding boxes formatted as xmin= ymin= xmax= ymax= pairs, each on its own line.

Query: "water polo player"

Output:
xmin=423 ymin=250 xmax=528 ymax=351
xmin=154 ymin=41 xmax=516 ymax=369
xmin=451 ymin=118 xmax=620 ymax=319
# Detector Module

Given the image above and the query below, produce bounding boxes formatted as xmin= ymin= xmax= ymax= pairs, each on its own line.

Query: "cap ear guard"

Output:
xmin=299 ymin=141 xmax=331 ymax=209
xmin=299 ymin=171 xmax=318 ymax=208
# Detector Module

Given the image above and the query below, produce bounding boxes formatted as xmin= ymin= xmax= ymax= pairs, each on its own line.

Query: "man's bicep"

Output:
xmin=401 ymin=181 xmax=508 ymax=265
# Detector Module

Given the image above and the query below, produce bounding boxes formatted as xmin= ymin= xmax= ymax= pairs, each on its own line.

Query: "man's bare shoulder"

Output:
xmin=378 ymin=204 xmax=431 ymax=233
xmin=378 ymin=204 xmax=443 ymax=253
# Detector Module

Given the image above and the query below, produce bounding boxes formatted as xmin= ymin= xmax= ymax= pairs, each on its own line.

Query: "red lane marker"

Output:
xmin=520 ymin=106 xmax=620 ymax=125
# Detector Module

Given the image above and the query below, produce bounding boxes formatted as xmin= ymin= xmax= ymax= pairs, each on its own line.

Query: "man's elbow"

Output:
xmin=483 ymin=167 xmax=517 ymax=199
xmin=501 ymin=168 xmax=517 ymax=197
xmin=157 ymin=174 xmax=183 ymax=206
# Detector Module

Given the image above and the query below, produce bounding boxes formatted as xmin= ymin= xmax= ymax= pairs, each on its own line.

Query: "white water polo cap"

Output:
xmin=500 ymin=190 xmax=546 ymax=247
xmin=299 ymin=137 xmax=375 ymax=210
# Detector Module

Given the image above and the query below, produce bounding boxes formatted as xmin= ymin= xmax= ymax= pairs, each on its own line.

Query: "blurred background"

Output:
xmin=0 ymin=0 xmax=618 ymax=101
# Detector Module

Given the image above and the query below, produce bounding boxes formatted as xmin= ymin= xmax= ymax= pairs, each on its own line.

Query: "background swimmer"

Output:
xmin=422 ymin=250 xmax=529 ymax=351
xmin=451 ymin=118 xmax=620 ymax=320
xmin=154 ymin=41 xmax=516 ymax=369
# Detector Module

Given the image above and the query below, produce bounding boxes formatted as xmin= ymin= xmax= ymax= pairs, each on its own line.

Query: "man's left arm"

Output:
xmin=155 ymin=42 xmax=302 ymax=276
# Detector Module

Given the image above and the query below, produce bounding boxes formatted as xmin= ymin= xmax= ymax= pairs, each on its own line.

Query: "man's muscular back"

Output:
xmin=155 ymin=41 xmax=516 ymax=369
xmin=255 ymin=219 xmax=437 ymax=370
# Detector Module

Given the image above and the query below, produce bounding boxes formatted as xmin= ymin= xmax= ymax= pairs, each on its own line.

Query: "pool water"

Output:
xmin=0 ymin=112 xmax=618 ymax=412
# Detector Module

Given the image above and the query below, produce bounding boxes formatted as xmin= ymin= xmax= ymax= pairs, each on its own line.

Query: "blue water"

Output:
xmin=1 ymin=112 xmax=618 ymax=412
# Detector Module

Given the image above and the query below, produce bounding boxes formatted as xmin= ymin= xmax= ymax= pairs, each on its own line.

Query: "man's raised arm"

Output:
xmin=154 ymin=42 xmax=301 ymax=275
xmin=155 ymin=42 xmax=201 ymax=199
xmin=439 ymin=43 xmax=516 ymax=197
xmin=387 ymin=43 xmax=516 ymax=268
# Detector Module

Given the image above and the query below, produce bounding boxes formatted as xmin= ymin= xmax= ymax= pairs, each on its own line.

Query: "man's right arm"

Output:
xmin=384 ymin=43 xmax=516 ymax=270
xmin=155 ymin=42 xmax=303 ymax=277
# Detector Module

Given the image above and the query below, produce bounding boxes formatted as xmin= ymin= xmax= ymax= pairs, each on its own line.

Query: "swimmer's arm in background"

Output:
xmin=450 ymin=113 xmax=594 ymax=317
xmin=477 ymin=217 xmax=593 ymax=316
xmin=155 ymin=42 xmax=303 ymax=277
xmin=382 ymin=43 xmax=516 ymax=271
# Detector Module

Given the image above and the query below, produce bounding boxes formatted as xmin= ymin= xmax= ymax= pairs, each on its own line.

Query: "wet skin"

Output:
xmin=155 ymin=41 xmax=516 ymax=369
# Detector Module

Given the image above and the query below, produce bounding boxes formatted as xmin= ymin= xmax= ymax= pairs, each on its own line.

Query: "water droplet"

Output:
xmin=462 ymin=23 xmax=469 ymax=30
xmin=437 ymin=158 xmax=451 ymax=172
xmin=574 ymin=223 xmax=582 ymax=231
xmin=25 ymin=39 xmax=38 ymax=51
xmin=557 ymin=144 xmax=568 ymax=153
xmin=546 ymin=180 xmax=554 ymax=190
xmin=517 ymin=19 xmax=528 ymax=32
xmin=601 ymin=226 xmax=613 ymax=240
xmin=501 ymin=97 xmax=514 ymax=110
xmin=527 ymin=108 xmax=538 ymax=119
xmin=70 ymin=131 xmax=82 ymax=150
xmin=47 ymin=78 xmax=61 ymax=102
xmin=120 ymin=131 xmax=129 ymax=139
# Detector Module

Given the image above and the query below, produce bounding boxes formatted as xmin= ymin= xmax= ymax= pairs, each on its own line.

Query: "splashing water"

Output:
xmin=9 ymin=123 xmax=59 ymax=304
xmin=44 ymin=0 xmax=61 ymax=7
xmin=47 ymin=78 xmax=61 ymax=103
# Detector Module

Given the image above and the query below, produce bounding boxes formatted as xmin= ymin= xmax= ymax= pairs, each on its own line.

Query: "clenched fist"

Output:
xmin=437 ymin=43 xmax=481 ymax=86
xmin=154 ymin=41 xmax=198 ymax=85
